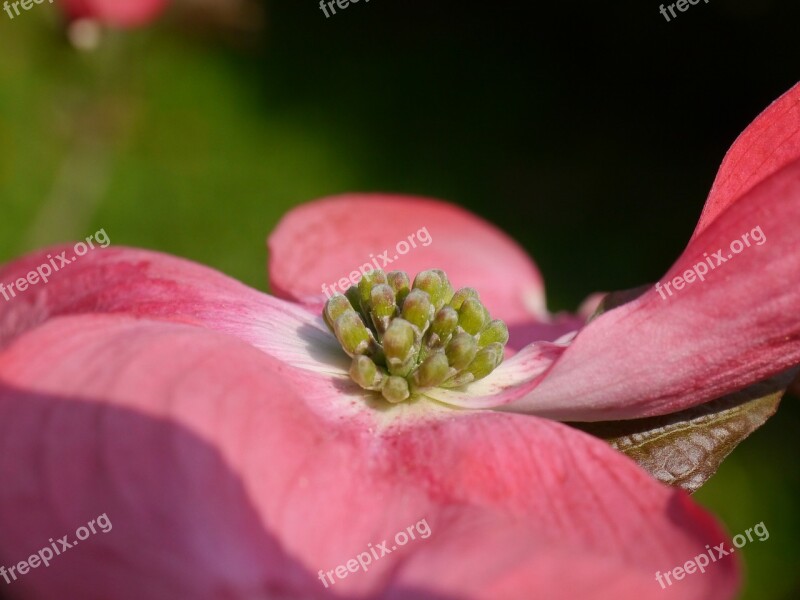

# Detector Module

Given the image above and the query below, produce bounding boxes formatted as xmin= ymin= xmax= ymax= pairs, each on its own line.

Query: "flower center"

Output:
xmin=323 ymin=269 xmax=509 ymax=403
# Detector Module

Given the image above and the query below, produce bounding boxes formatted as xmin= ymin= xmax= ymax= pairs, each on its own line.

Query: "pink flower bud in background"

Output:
xmin=60 ymin=0 xmax=168 ymax=28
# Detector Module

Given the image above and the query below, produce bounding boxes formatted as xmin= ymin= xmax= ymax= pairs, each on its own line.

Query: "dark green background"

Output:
xmin=1 ymin=1 xmax=798 ymax=597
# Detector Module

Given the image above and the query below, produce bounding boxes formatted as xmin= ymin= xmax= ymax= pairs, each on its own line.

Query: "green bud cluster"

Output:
xmin=323 ymin=269 xmax=509 ymax=404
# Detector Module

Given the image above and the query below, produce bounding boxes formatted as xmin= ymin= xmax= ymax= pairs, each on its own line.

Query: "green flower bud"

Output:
xmin=358 ymin=269 xmax=387 ymax=310
xmin=481 ymin=305 xmax=491 ymax=330
xmin=458 ymin=297 xmax=486 ymax=335
xmin=382 ymin=318 xmax=417 ymax=375
xmin=431 ymin=269 xmax=455 ymax=305
xmin=344 ymin=285 xmax=363 ymax=315
xmin=370 ymin=284 xmax=396 ymax=317
xmin=334 ymin=311 xmax=373 ymax=357
xmin=323 ymin=294 xmax=354 ymax=333
xmin=445 ymin=331 xmax=479 ymax=370
xmin=412 ymin=353 xmax=450 ymax=389
xmin=429 ymin=305 xmax=459 ymax=347
xmin=369 ymin=283 xmax=397 ymax=335
xmin=401 ymin=289 xmax=434 ymax=332
xmin=466 ymin=342 xmax=504 ymax=381
xmin=387 ymin=271 xmax=411 ymax=306
xmin=350 ymin=355 xmax=384 ymax=390
xmin=382 ymin=376 xmax=410 ymax=404
xmin=478 ymin=319 xmax=509 ymax=346
xmin=450 ymin=287 xmax=479 ymax=311
xmin=413 ymin=270 xmax=446 ymax=309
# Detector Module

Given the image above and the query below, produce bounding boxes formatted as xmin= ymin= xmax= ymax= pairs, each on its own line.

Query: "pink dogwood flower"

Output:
xmin=60 ymin=0 xmax=168 ymax=27
xmin=0 ymin=81 xmax=797 ymax=599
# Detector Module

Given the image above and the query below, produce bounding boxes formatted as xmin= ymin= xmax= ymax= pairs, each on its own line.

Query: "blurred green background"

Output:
xmin=1 ymin=1 xmax=798 ymax=597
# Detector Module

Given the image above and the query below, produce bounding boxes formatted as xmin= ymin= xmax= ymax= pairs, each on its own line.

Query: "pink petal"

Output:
xmin=504 ymin=157 xmax=800 ymax=420
xmin=507 ymin=313 xmax=585 ymax=351
xmin=0 ymin=315 xmax=739 ymax=599
xmin=0 ymin=246 xmax=346 ymax=376
xmin=60 ymin=0 xmax=168 ymax=27
xmin=268 ymin=193 xmax=548 ymax=325
xmin=0 ymin=317 xmax=323 ymax=599
xmin=693 ymin=82 xmax=800 ymax=238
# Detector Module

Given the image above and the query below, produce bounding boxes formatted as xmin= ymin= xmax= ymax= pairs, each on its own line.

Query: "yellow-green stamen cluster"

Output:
xmin=323 ymin=269 xmax=509 ymax=404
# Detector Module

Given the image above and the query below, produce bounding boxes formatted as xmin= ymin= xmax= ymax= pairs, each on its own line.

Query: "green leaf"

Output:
xmin=570 ymin=371 xmax=794 ymax=493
